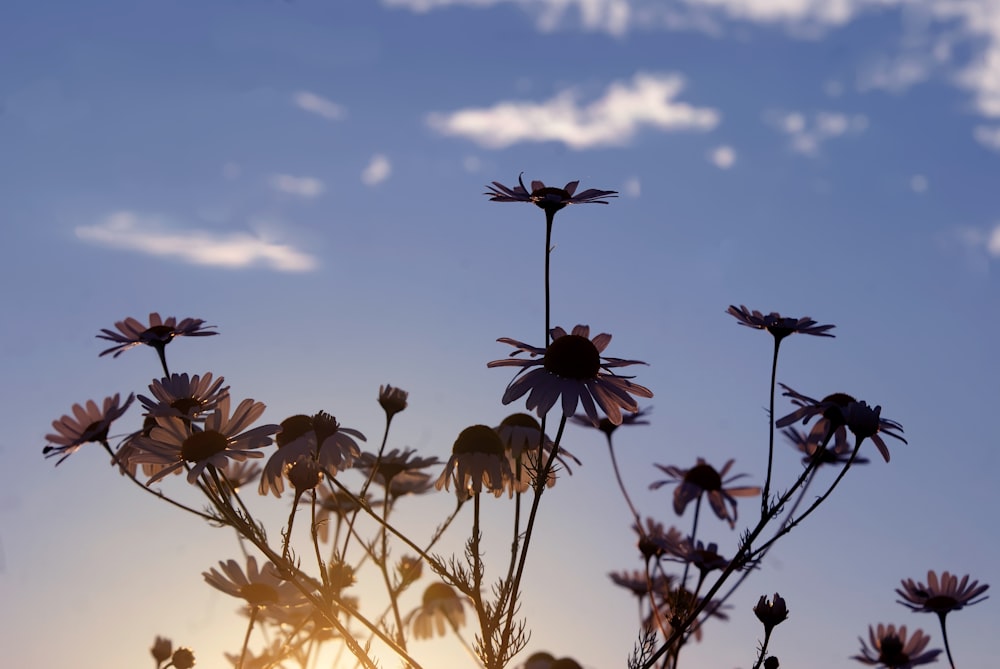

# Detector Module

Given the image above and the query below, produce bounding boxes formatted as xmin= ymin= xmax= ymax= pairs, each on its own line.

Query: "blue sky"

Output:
xmin=2 ymin=0 xmax=998 ymax=667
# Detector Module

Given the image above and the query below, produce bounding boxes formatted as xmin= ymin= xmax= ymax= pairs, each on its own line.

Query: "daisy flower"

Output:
xmin=665 ymin=539 xmax=730 ymax=575
xmin=609 ymin=570 xmax=672 ymax=599
xmin=726 ymin=305 xmax=835 ymax=341
xmin=259 ymin=412 xmax=364 ymax=497
xmin=783 ymin=425 xmax=868 ymax=467
xmin=495 ymin=413 xmax=581 ymax=490
xmin=203 ymin=555 xmax=302 ymax=609
xmin=853 ymin=624 xmax=941 ymax=668
xmin=129 ymin=396 xmax=278 ymax=484
xmin=138 ymin=372 xmax=229 ymax=420
xmin=570 ymin=406 xmax=651 ymax=438
xmin=408 ymin=582 xmax=468 ymax=640
xmin=355 ymin=448 xmax=440 ymax=489
xmin=650 ymin=458 xmax=760 ymax=529
xmin=485 ymin=175 xmax=617 ymax=217
xmin=633 ymin=517 xmax=685 ymax=561
xmin=44 ymin=393 xmax=135 ymax=464
xmin=97 ymin=312 xmax=217 ymax=358
xmin=777 ymin=385 xmax=906 ymax=462
xmin=435 ymin=424 xmax=515 ymax=498
xmin=488 ymin=324 xmax=653 ymax=426
xmin=897 ymin=571 xmax=989 ymax=615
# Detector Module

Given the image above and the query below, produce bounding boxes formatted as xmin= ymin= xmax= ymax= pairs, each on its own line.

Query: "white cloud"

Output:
xmin=384 ymin=0 xmax=632 ymax=36
xmin=973 ymin=125 xmax=1000 ymax=151
xmin=269 ymin=174 xmax=325 ymax=197
xmin=768 ymin=109 xmax=867 ymax=156
xmin=427 ymin=72 xmax=719 ymax=150
xmin=293 ymin=91 xmax=346 ymax=120
xmin=709 ymin=145 xmax=737 ymax=169
xmin=857 ymin=55 xmax=930 ymax=93
xmin=361 ymin=154 xmax=392 ymax=185
xmin=76 ymin=212 xmax=318 ymax=272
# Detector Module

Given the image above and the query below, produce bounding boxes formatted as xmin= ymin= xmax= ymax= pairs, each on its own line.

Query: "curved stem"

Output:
xmin=938 ymin=612 xmax=956 ymax=669
xmin=762 ymin=337 xmax=781 ymax=518
xmin=606 ymin=434 xmax=642 ymax=525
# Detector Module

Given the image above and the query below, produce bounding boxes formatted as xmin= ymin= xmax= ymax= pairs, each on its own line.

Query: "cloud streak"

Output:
xmin=293 ymin=91 xmax=346 ymax=120
xmin=427 ymin=72 xmax=719 ymax=150
xmin=76 ymin=212 xmax=318 ymax=272
xmin=767 ymin=110 xmax=868 ymax=156
xmin=361 ymin=154 xmax=392 ymax=185
xmin=269 ymin=174 xmax=326 ymax=197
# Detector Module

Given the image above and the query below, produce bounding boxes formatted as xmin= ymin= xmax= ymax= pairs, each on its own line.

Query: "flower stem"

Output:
xmin=938 ymin=612 xmax=956 ymax=669
xmin=762 ymin=337 xmax=782 ymax=518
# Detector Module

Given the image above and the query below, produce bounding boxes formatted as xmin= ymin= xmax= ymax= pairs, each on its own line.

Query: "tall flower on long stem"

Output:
xmin=853 ymin=624 xmax=941 ymax=668
xmin=650 ymin=458 xmax=760 ymax=529
xmin=97 ymin=312 xmax=217 ymax=376
xmin=726 ymin=305 xmax=834 ymax=516
xmin=896 ymin=570 xmax=989 ymax=669
xmin=43 ymin=393 xmax=135 ymax=464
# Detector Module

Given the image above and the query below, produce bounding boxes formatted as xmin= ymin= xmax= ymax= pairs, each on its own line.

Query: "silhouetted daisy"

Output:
xmin=494 ymin=413 xmax=580 ymax=490
xmin=355 ymin=448 xmax=440 ymax=489
xmin=853 ymin=624 xmax=941 ymax=668
xmin=650 ymin=458 xmax=760 ymax=529
xmin=129 ymin=396 xmax=278 ymax=484
xmin=486 ymin=175 xmax=617 ymax=217
xmin=408 ymin=582 xmax=468 ymax=640
xmin=435 ymin=425 xmax=515 ymax=498
xmin=138 ymin=372 xmax=229 ymax=420
xmin=203 ymin=555 xmax=301 ymax=609
xmin=783 ymin=425 xmax=868 ymax=467
xmin=726 ymin=305 xmax=835 ymax=341
xmin=97 ymin=312 xmax=217 ymax=374
xmin=44 ymin=393 xmax=135 ymax=464
xmin=259 ymin=412 xmax=364 ymax=497
xmin=489 ymin=324 xmax=653 ymax=426
xmin=897 ymin=570 xmax=989 ymax=614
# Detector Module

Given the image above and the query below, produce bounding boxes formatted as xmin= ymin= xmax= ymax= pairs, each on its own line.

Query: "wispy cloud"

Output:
xmin=709 ymin=145 xmax=736 ymax=169
xmin=384 ymin=0 xmax=633 ymax=36
xmin=973 ymin=125 xmax=1000 ymax=152
xmin=269 ymin=174 xmax=326 ymax=197
xmin=427 ymin=72 xmax=719 ymax=150
xmin=622 ymin=176 xmax=641 ymax=197
xmin=361 ymin=154 xmax=392 ymax=185
xmin=76 ymin=212 xmax=318 ymax=272
xmin=293 ymin=91 xmax=346 ymax=120
xmin=767 ymin=110 xmax=868 ymax=156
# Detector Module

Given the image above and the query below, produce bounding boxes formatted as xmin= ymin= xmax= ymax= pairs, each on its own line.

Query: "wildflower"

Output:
xmin=97 ymin=312 xmax=217 ymax=358
xmin=378 ymin=384 xmax=409 ymax=419
xmin=128 ymin=396 xmax=278 ymax=485
xmin=170 ymin=647 xmax=196 ymax=669
xmin=777 ymin=385 xmax=906 ymax=462
xmin=485 ymin=174 xmax=617 ymax=217
xmin=259 ymin=412 xmax=364 ymax=497
xmin=896 ymin=571 xmax=989 ymax=615
xmin=571 ymin=406 xmax=651 ymax=437
xmin=754 ymin=593 xmax=789 ymax=632
xmin=726 ymin=305 xmax=835 ymax=341
xmin=203 ymin=556 xmax=301 ymax=609
xmin=609 ymin=570 xmax=672 ymax=599
xmin=150 ymin=636 xmax=173 ymax=663
xmin=853 ymin=624 xmax=941 ymax=668
xmin=386 ymin=471 xmax=436 ymax=498
xmin=783 ymin=425 xmax=868 ymax=467
xmin=633 ymin=518 xmax=685 ymax=561
xmin=44 ymin=393 xmax=135 ymax=464
xmin=355 ymin=448 xmax=440 ymax=489
xmin=550 ymin=659 xmax=584 ymax=669
xmin=489 ymin=324 xmax=653 ymax=426
xmin=397 ymin=555 xmax=423 ymax=587
xmin=650 ymin=458 xmax=760 ymax=529
xmin=666 ymin=539 xmax=730 ymax=575
xmin=138 ymin=372 xmax=229 ymax=420
xmin=654 ymin=587 xmax=730 ymax=642
xmin=408 ymin=582 xmax=467 ymax=640
xmin=435 ymin=425 xmax=515 ymax=498
xmin=524 ymin=652 xmax=556 ymax=669
xmin=495 ymin=413 xmax=581 ymax=490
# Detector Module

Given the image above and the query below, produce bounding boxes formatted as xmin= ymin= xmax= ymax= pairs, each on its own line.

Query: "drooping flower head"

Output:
xmin=726 ymin=305 xmax=835 ymax=342
xmin=495 ymin=413 xmax=581 ymax=490
xmin=408 ymin=582 xmax=467 ymax=640
xmin=777 ymin=385 xmax=906 ymax=462
xmin=489 ymin=325 xmax=653 ymax=426
xmin=378 ymin=384 xmax=409 ymax=420
xmin=128 ymin=396 xmax=278 ymax=485
xmin=754 ymin=593 xmax=789 ymax=633
xmin=486 ymin=174 xmax=617 ymax=219
xmin=896 ymin=570 xmax=989 ymax=616
xmin=203 ymin=555 xmax=303 ymax=610
xmin=44 ymin=393 xmax=135 ymax=464
xmin=259 ymin=412 xmax=365 ymax=497
xmin=435 ymin=425 xmax=515 ymax=498
xmin=650 ymin=458 xmax=760 ymax=529
xmin=853 ymin=624 xmax=941 ymax=668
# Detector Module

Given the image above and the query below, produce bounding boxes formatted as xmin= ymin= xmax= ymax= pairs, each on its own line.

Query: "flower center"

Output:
xmin=170 ymin=397 xmax=203 ymax=416
xmin=500 ymin=413 xmax=542 ymax=431
xmin=140 ymin=324 xmax=176 ymax=345
xmin=531 ymin=186 xmax=570 ymax=213
xmin=452 ymin=425 xmax=505 ymax=456
xmin=180 ymin=430 xmax=228 ymax=462
xmin=422 ymin=582 xmax=458 ymax=606
xmin=684 ymin=463 xmax=722 ymax=491
xmin=544 ymin=335 xmax=600 ymax=380
xmin=924 ymin=595 xmax=959 ymax=612
xmin=277 ymin=414 xmax=313 ymax=447
xmin=878 ymin=635 xmax=907 ymax=665
xmin=238 ymin=583 xmax=280 ymax=605
xmin=82 ymin=420 xmax=110 ymax=443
